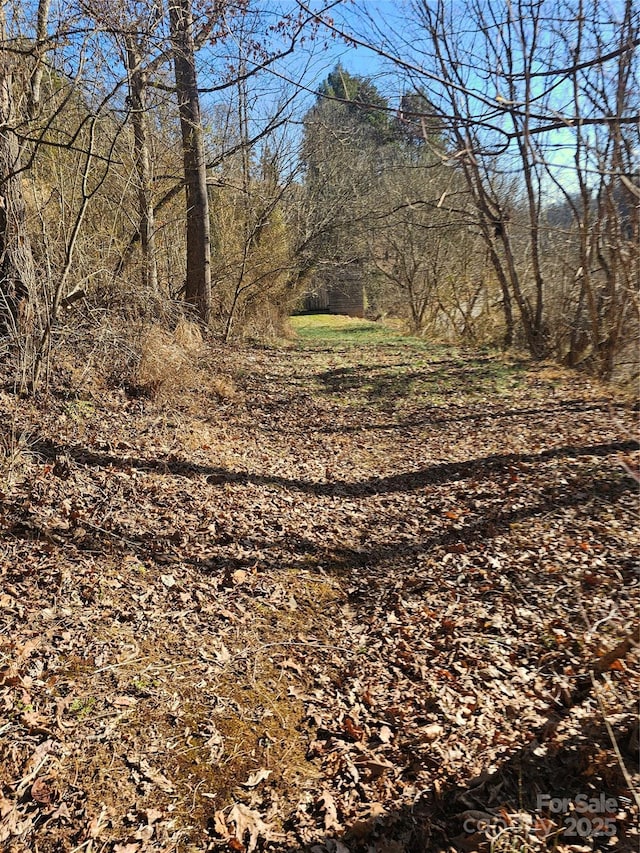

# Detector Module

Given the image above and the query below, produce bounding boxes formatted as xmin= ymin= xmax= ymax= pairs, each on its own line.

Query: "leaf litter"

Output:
xmin=0 ymin=334 xmax=638 ymax=852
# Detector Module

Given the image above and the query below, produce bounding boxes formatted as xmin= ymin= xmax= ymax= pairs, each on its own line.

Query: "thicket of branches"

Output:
xmin=311 ymin=0 xmax=639 ymax=378
xmin=0 ymin=0 xmax=325 ymax=392
xmin=0 ymin=0 xmax=637 ymax=394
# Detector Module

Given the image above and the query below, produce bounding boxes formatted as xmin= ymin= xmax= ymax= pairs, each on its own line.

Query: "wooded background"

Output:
xmin=0 ymin=0 xmax=637 ymax=392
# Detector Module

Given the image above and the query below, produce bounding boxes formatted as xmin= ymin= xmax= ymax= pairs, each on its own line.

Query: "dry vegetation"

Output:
xmin=0 ymin=317 xmax=638 ymax=853
xmin=135 ymin=321 xmax=206 ymax=400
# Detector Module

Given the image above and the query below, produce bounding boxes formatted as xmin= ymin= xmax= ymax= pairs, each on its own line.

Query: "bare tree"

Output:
xmin=169 ymin=0 xmax=211 ymax=323
xmin=123 ymin=26 xmax=159 ymax=294
xmin=0 ymin=1 xmax=38 ymax=387
xmin=26 ymin=0 xmax=50 ymax=119
xmin=368 ymin=163 xmax=473 ymax=334
xmin=305 ymin=0 xmax=639 ymax=371
xmin=543 ymin=0 xmax=639 ymax=377
xmin=80 ymin=0 xmax=165 ymax=297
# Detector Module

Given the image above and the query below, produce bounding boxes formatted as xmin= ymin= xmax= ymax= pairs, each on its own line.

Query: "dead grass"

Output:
xmin=240 ymin=300 xmax=294 ymax=342
xmin=0 ymin=400 xmax=33 ymax=494
xmin=27 ymin=560 xmax=339 ymax=849
xmin=135 ymin=321 xmax=238 ymax=407
xmin=173 ymin=318 xmax=204 ymax=356
xmin=134 ymin=321 xmax=209 ymax=403
xmin=209 ymin=375 xmax=236 ymax=401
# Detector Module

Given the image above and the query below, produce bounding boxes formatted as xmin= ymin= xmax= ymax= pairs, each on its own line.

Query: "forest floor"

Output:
xmin=1 ymin=314 xmax=639 ymax=853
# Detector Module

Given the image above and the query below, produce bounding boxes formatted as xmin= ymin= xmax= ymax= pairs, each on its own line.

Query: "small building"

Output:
xmin=302 ymin=262 xmax=365 ymax=317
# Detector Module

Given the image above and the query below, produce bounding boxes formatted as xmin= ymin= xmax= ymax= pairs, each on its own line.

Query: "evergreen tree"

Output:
xmin=318 ymin=63 xmax=391 ymax=143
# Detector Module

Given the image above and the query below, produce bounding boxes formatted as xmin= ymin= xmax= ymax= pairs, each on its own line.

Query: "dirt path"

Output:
xmin=1 ymin=321 xmax=638 ymax=852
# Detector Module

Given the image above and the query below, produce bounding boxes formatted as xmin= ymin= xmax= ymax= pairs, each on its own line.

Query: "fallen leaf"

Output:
xmin=143 ymin=807 xmax=163 ymax=825
xmin=420 ymin=722 xmax=443 ymax=741
xmin=343 ymin=716 xmax=364 ymax=741
xmin=30 ymin=777 xmax=54 ymax=805
xmin=21 ymin=710 xmax=51 ymax=732
xmin=354 ymin=755 xmax=394 ymax=779
xmin=127 ymin=757 xmax=174 ymax=793
xmin=214 ymin=643 xmax=231 ymax=664
xmin=112 ymin=695 xmax=138 ymax=708
xmin=378 ymin=725 xmax=393 ymax=743
xmin=227 ymin=802 xmax=274 ymax=853
xmin=318 ymin=789 xmax=342 ymax=831
xmin=213 ymin=809 xmax=229 ymax=837
xmin=240 ymin=768 xmax=272 ymax=788
xmin=133 ymin=825 xmax=154 ymax=843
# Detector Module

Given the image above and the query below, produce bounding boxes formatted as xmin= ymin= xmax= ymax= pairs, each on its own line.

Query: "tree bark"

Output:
xmin=169 ymin=0 xmax=211 ymax=324
xmin=124 ymin=33 xmax=158 ymax=294
xmin=27 ymin=0 xmax=51 ymax=119
xmin=0 ymin=5 xmax=37 ymax=354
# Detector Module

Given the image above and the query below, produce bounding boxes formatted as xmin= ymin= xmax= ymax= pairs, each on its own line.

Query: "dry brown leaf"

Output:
xmin=0 ymin=796 xmax=14 ymax=820
xmin=112 ymin=695 xmax=138 ymax=708
xmin=213 ymin=809 xmax=229 ymax=838
xmin=128 ymin=757 xmax=174 ymax=793
xmin=318 ymin=789 xmax=342 ymax=831
xmin=378 ymin=725 xmax=393 ymax=743
xmin=214 ymin=643 xmax=231 ymax=663
xmin=134 ymin=825 xmax=154 ymax=843
xmin=240 ymin=768 xmax=272 ymax=788
xmin=420 ymin=722 xmax=443 ymax=741
xmin=16 ymin=637 xmax=42 ymax=664
xmin=30 ymin=777 xmax=54 ymax=805
xmin=227 ymin=802 xmax=274 ymax=853
xmin=342 ymin=716 xmax=364 ymax=741
xmin=354 ymin=755 xmax=394 ymax=779
xmin=21 ymin=710 xmax=51 ymax=732
xmin=143 ymin=807 xmax=163 ymax=825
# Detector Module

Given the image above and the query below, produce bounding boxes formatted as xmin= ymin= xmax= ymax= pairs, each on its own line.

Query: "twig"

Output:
xmin=591 ymin=673 xmax=640 ymax=810
xmin=93 ymin=657 xmax=144 ymax=674
xmin=15 ymin=753 xmax=50 ymax=796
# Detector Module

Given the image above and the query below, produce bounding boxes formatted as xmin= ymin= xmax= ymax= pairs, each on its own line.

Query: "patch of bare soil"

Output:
xmin=0 ymin=337 xmax=638 ymax=852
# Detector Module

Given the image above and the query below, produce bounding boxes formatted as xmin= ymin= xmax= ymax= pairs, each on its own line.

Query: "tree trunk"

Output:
xmin=0 ymin=6 xmax=37 ymax=370
xmin=27 ymin=0 xmax=51 ymax=119
xmin=169 ymin=0 xmax=211 ymax=324
xmin=125 ymin=33 xmax=158 ymax=294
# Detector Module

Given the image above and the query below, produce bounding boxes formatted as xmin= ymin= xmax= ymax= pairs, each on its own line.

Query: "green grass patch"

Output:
xmin=315 ymin=357 xmax=526 ymax=406
xmin=290 ymin=314 xmax=528 ymax=407
xmin=290 ymin=313 xmax=428 ymax=348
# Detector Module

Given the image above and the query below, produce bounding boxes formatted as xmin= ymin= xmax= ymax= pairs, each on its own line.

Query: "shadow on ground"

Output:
xmin=29 ymin=436 xmax=639 ymax=500
xmin=278 ymin=711 xmax=638 ymax=852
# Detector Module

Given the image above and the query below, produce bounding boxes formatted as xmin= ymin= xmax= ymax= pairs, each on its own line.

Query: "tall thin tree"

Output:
xmin=169 ymin=0 xmax=211 ymax=323
xmin=0 ymin=1 xmax=38 ymax=387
